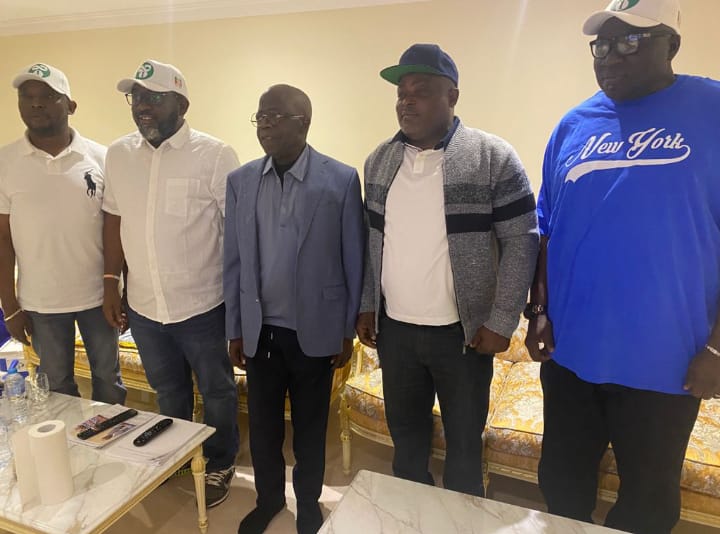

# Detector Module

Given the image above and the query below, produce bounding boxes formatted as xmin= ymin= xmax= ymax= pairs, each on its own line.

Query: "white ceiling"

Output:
xmin=0 ymin=0 xmax=423 ymax=36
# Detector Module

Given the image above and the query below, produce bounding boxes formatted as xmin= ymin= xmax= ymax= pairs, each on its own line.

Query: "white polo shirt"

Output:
xmin=0 ymin=131 xmax=107 ymax=313
xmin=103 ymin=121 xmax=239 ymax=324
xmin=381 ymin=144 xmax=460 ymax=325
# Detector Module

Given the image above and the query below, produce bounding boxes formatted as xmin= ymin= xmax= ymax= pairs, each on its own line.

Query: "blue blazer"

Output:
xmin=223 ymin=146 xmax=364 ymax=357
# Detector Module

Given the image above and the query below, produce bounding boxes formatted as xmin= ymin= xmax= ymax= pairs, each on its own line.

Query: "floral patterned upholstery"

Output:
xmin=27 ymin=334 xmax=207 ymax=421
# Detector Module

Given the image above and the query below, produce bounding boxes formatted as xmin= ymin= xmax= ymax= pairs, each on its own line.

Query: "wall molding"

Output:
xmin=0 ymin=0 xmax=427 ymax=36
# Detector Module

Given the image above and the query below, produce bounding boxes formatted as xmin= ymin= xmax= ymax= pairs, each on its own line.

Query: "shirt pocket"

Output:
xmin=164 ymin=178 xmax=201 ymax=217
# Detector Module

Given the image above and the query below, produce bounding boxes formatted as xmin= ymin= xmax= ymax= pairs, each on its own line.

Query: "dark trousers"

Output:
xmin=539 ymin=359 xmax=701 ymax=534
xmin=377 ymin=315 xmax=493 ymax=497
xmin=245 ymin=325 xmax=334 ymax=509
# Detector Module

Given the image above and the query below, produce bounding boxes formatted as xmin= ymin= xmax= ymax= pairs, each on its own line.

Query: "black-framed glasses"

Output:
xmin=589 ymin=32 xmax=671 ymax=59
xmin=125 ymin=91 xmax=176 ymax=106
xmin=250 ymin=112 xmax=305 ymax=127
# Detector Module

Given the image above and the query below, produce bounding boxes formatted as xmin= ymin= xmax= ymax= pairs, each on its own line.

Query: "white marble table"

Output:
xmin=0 ymin=393 xmax=215 ymax=534
xmin=319 ymin=470 xmax=623 ymax=533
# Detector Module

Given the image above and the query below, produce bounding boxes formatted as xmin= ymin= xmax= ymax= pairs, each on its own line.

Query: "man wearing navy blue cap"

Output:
xmin=356 ymin=43 xmax=539 ymax=496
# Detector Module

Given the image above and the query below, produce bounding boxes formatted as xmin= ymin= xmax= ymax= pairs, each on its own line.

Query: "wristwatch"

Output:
xmin=523 ymin=303 xmax=546 ymax=320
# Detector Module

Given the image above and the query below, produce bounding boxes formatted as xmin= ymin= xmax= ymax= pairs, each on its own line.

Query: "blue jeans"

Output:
xmin=127 ymin=304 xmax=239 ymax=470
xmin=377 ymin=314 xmax=493 ymax=497
xmin=27 ymin=306 xmax=126 ymax=404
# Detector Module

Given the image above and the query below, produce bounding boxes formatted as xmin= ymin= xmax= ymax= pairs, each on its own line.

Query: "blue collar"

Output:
xmin=262 ymin=144 xmax=310 ymax=182
xmin=392 ymin=116 xmax=460 ymax=150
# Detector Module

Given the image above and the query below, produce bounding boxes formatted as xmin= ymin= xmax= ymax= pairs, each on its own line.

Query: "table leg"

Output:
xmin=191 ymin=447 xmax=208 ymax=533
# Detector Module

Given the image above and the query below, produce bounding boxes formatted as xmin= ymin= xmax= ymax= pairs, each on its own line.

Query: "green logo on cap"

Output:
xmin=135 ymin=62 xmax=154 ymax=80
xmin=611 ymin=0 xmax=640 ymax=11
xmin=28 ymin=64 xmax=51 ymax=78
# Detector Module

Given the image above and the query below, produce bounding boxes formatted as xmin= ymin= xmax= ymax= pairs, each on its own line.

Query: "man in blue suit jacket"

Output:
xmin=224 ymin=84 xmax=364 ymax=534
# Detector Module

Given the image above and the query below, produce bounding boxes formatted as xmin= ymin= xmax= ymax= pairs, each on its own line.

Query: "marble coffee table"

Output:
xmin=319 ymin=470 xmax=623 ymax=533
xmin=0 ymin=393 xmax=215 ymax=534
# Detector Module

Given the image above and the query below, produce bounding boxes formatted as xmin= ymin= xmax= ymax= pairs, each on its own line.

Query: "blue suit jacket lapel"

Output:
xmin=297 ymin=148 xmax=327 ymax=248
xmin=241 ymin=159 xmax=265 ymax=293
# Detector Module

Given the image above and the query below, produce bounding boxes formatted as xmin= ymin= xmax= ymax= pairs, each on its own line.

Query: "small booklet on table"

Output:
xmin=68 ymin=404 xmax=155 ymax=448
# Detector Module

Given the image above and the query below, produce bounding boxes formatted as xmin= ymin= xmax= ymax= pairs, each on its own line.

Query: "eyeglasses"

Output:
xmin=125 ymin=92 xmax=176 ymax=106
xmin=589 ymin=32 xmax=671 ymax=59
xmin=250 ymin=112 xmax=305 ymax=127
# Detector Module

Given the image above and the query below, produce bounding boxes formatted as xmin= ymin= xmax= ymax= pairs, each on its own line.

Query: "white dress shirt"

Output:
xmin=103 ymin=121 xmax=239 ymax=324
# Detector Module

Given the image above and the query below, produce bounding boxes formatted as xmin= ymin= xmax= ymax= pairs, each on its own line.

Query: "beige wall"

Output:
xmin=0 ymin=0 xmax=718 ymax=190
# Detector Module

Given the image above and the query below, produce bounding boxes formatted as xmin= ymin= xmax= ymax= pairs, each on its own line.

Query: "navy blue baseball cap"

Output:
xmin=380 ymin=43 xmax=459 ymax=87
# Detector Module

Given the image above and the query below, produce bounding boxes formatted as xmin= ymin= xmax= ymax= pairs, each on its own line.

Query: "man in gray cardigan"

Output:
xmin=356 ymin=43 xmax=539 ymax=497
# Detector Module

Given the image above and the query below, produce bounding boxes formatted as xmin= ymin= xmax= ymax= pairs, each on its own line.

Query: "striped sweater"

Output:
xmin=360 ymin=121 xmax=539 ymax=340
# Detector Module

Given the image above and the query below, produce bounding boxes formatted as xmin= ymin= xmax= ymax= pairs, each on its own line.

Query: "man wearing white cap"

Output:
xmin=0 ymin=63 xmax=125 ymax=404
xmin=102 ymin=59 xmax=240 ymax=508
xmin=525 ymin=1 xmax=720 ymax=532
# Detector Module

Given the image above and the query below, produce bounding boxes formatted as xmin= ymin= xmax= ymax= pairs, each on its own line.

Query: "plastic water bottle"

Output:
xmin=5 ymin=368 xmax=28 ymax=424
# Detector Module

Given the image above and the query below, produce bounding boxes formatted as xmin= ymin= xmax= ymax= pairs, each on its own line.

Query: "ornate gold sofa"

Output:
xmin=23 ymin=337 xmax=205 ymax=420
xmin=340 ymin=319 xmax=720 ymax=528
xmin=24 ymin=334 xmax=350 ymax=422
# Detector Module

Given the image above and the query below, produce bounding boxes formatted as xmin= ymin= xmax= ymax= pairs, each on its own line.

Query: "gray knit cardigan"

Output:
xmin=360 ymin=121 xmax=539 ymax=341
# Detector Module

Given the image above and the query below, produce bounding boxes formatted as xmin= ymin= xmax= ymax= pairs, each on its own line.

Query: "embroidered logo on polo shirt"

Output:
xmin=135 ymin=62 xmax=154 ymax=80
xmin=610 ymin=0 xmax=640 ymax=11
xmin=84 ymin=171 xmax=97 ymax=197
xmin=28 ymin=64 xmax=51 ymax=78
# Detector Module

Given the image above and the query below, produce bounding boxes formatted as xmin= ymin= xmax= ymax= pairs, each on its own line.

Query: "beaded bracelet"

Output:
xmin=704 ymin=344 xmax=720 ymax=358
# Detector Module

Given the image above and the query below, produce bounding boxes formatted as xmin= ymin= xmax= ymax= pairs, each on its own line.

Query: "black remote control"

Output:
xmin=133 ymin=418 xmax=174 ymax=446
xmin=77 ymin=408 xmax=139 ymax=440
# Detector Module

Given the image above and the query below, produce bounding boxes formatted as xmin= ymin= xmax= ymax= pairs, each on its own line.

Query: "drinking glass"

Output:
xmin=32 ymin=372 xmax=50 ymax=405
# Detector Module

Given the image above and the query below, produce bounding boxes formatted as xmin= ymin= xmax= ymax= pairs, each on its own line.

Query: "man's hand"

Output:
xmin=470 ymin=326 xmax=510 ymax=354
xmin=118 ymin=293 xmax=130 ymax=334
xmin=331 ymin=338 xmax=354 ymax=370
xmin=356 ymin=312 xmax=376 ymax=348
xmin=525 ymin=314 xmax=555 ymax=362
xmin=103 ymin=282 xmax=124 ymax=329
xmin=684 ymin=349 xmax=720 ymax=399
xmin=229 ymin=338 xmax=246 ymax=370
xmin=4 ymin=310 xmax=32 ymax=345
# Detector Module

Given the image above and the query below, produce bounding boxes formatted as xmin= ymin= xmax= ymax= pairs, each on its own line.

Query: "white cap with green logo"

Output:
xmin=583 ymin=0 xmax=681 ymax=36
xmin=116 ymin=59 xmax=189 ymax=100
xmin=12 ymin=63 xmax=72 ymax=99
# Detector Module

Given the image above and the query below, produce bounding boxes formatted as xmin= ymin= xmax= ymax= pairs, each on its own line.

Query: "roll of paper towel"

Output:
xmin=28 ymin=420 xmax=74 ymax=505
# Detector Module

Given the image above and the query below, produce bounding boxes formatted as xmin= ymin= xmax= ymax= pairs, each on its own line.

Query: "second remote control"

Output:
xmin=133 ymin=418 xmax=173 ymax=446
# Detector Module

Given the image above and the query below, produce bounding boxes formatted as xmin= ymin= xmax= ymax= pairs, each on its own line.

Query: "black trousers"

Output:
xmin=245 ymin=325 xmax=334 ymax=509
xmin=377 ymin=315 xmax=493 ymax=497
xmin=538 ymin=359 xmax=701 ymax=534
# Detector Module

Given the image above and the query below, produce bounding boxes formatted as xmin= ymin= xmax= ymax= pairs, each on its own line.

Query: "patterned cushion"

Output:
xmin=495 ymin=317 xmax=531 ymax=363
xmin=488 ymin=360 xmax=720 ymax=516
xmin=485 ymin=360 xmax=543 ymax=467
xmin=75 ymin=336 xmax=145 ymax=374
xmin=683 ymin=399 xmax=720 ymax=498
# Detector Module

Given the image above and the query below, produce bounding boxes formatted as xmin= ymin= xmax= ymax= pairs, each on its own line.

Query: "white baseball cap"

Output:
xmin=12 ymin=63 xmax=72 ymax=99
xmin=116 ymin=59 xmax=189 ymax=100
xmin=583 ymin=0 xmax=681 ymax=35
